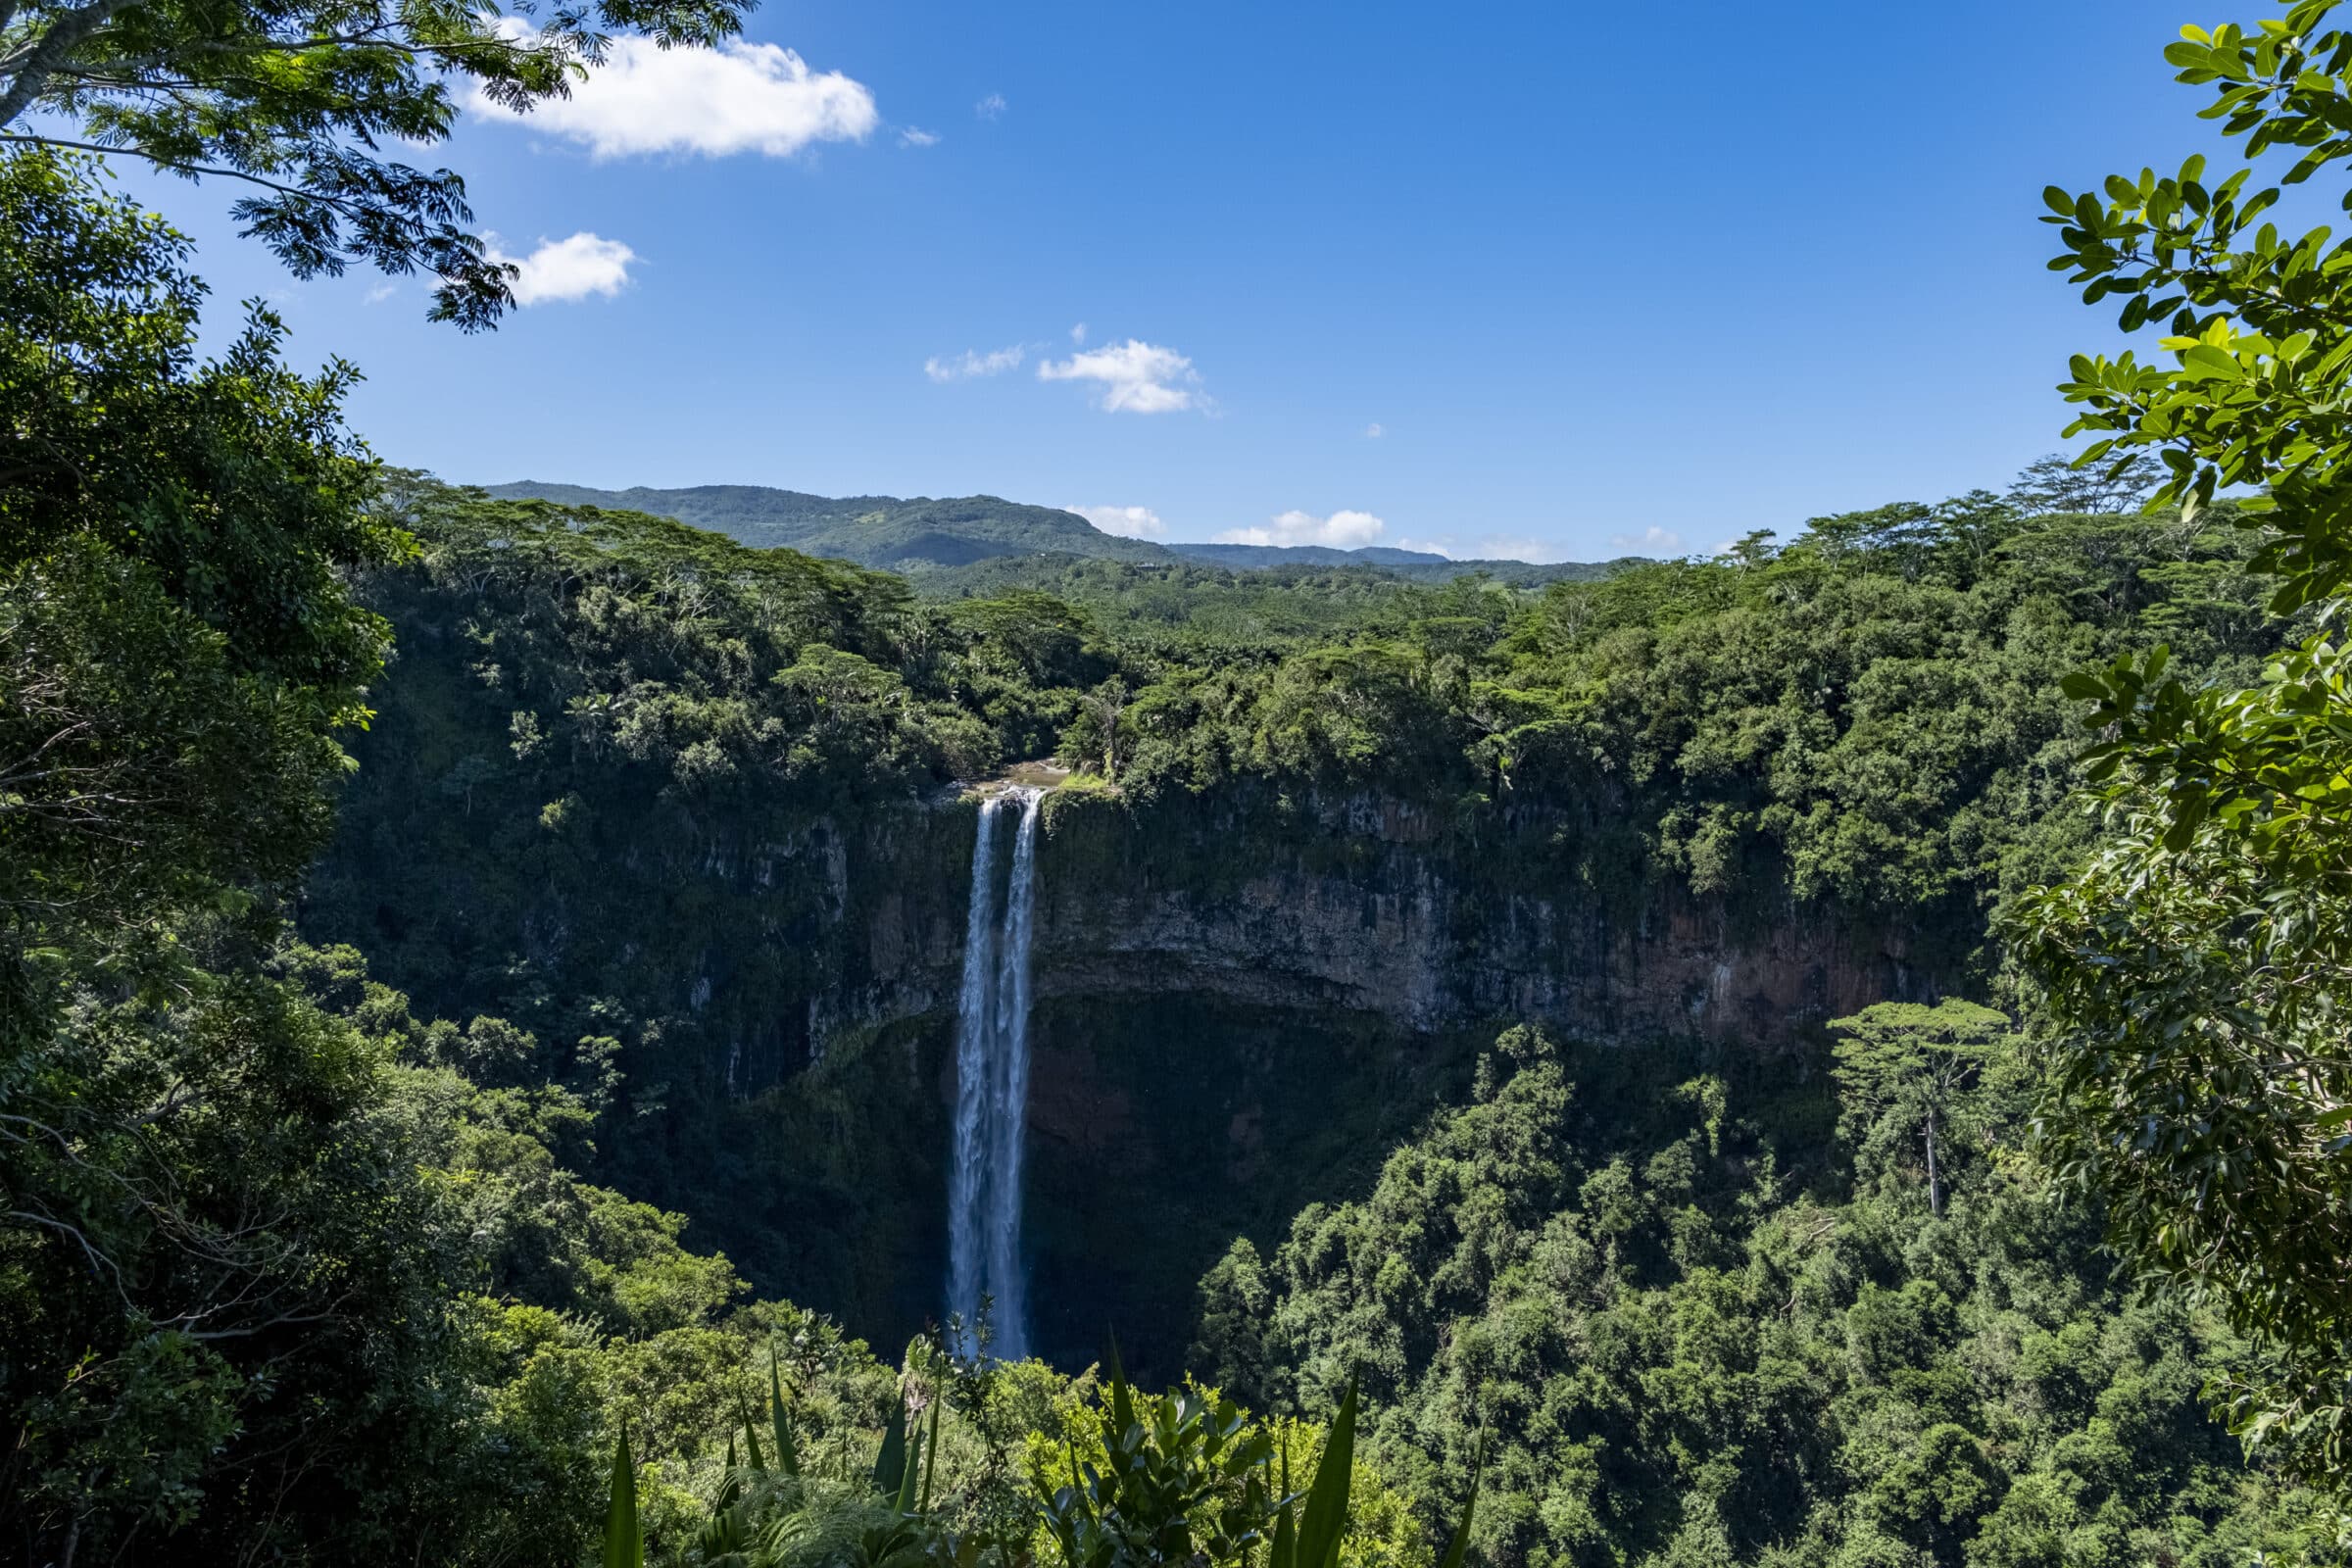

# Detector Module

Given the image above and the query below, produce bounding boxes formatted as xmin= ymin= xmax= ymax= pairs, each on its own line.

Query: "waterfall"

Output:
xmin=946 ymin=786 xmax=1044 ymax=1358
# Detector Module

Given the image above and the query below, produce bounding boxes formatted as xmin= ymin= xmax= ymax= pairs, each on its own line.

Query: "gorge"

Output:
xmin=289 ymin=477 xmax=2282 ymax=1375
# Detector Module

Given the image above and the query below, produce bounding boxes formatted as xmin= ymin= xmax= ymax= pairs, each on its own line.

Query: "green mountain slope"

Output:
xmin=484 ymin=480 xmax=1177 ymax=569
xmin=481 ymin=480 xmax=1618 ymax=583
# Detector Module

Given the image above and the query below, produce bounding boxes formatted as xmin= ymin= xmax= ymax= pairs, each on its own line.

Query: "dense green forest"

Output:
xmin=278 ymin=466 xmax=2289 ymax=1382
xmin=12 ymin=0 xmax=2352 ymax=1563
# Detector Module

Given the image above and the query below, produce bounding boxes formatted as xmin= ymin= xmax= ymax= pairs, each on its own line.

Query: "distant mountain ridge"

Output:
xmin=481 ymin=479 xmax=1616 ymax=583
xmin=483 ymin=481 xmax=1171 ymax=569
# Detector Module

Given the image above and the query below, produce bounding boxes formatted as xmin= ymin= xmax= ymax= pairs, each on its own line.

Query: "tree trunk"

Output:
xmin=1924 ymin=1106 xmax=1941 ymax=1219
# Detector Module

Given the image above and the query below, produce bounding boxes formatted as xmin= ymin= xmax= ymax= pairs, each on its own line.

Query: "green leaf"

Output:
xmin=874 ymin=1398 xmax=909 ymax=1497
xmin=919 ymin=1392 xmax=943 ymax=1513
xmin=1436 ymin=1431 xmax=1488 ymax=1568
xmin=1296 ymin=1378 xmax=1358 ymax=1568
xmin=1106 ymin=1332 xmax=1138 ymax=1443
xmin=897 ymin=1417 xmax=923 ymax=1513
xmin=739 ymin=1394 xmax=766 ymax=1473
xmin=1271 ymin=1436 xmax=1298 ymax=1568
xmin=771 ymin=1350 xmax=800 ymax=1478
xmin=603 ymin=1423 xmax=643 ymax=1568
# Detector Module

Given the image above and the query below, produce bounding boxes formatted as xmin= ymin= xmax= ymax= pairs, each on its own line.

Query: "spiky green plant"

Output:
xmin=616 ymin=1337 xmax=1484 ymax=1568
xmin=644 ymin=1345 xmax=970 ymax=1568
xmin=606 ymin=1425 xmax=645 ymax=1568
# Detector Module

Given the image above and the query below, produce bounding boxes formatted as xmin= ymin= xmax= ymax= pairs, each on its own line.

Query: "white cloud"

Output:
xmin=1070 ymin=322 xmax=1088 ymax=344
xmin=1474 ymin=535 xmax=1573 ymax=564
xmin=1067 ymin=504 xmax=1166 ymax=540
xmin=365 ymin=282 xmax=398 ymax=305
xmin=924 ymin=344 xmax=1025 ymax=382
xmin=900 ymin=126 xmax=940 ymax=147
xmin=1037 ymin=339 xmax=1200 ymax=413
xmin=1396 ymin=535 xmax=1454 ymax=558
xmin=487 ymin=232 xmax=638 ymax=305
xmin=1610 ymin=525 xmax=1685 ymax=555
xmin=1214 ymin=509 xmax=1386 ymax=549
xmin=975 ymin=92 xmax=1007 ymax=120
xmin=474 ymin=39 xmax=877 ymax=160
xmin=1364 ymin=422 xmax=1385 ymax=439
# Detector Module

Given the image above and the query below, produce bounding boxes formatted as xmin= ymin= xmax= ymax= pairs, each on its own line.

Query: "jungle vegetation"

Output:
xmin=8 ymin=0 xmax=2352 ymax=1563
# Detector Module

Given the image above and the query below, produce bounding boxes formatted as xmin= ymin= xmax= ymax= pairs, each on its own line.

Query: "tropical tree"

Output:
xmin=2004 ymin=451 xmax=2162 ymax=515
xmin=0 ymin=143 xmax=380 ymax=1560
xmin=0 ymin=0 xmax=751 ymax=325
xmin=2015 ymin=0 xmax=2352 ymax=1489
xmin=0 ymin=145 xmax=399 ymax=999
xmin=1073 ymin=678 xmax=1131 ymax=780
xmin=1827 ymin=1000 xmax=2011 ymax=1218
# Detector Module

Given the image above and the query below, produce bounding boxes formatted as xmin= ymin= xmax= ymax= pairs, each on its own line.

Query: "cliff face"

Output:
xmin=820 ymin=787 xmax=1926 ymax=1064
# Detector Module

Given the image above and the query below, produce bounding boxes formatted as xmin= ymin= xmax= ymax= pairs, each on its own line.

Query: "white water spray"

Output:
xmin=946 ymin=787 xmax=1043 ymax=1357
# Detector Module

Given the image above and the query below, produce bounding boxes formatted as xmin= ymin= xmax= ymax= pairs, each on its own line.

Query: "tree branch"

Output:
xmin=0 ymin=131 xmax=368 ymax=220
xmin=0 ymin=0 xmax=143 ymax=126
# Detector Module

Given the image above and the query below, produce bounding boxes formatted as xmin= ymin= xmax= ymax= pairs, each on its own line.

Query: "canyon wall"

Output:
xmin=814 ymin=786 xmax=1930 ymax=1066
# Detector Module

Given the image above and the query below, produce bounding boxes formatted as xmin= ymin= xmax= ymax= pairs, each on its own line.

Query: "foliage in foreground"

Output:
xmin=607 ymin=1336 xmax=1479 ymax=1568
xmin=2016 ymin=0 xmax=2352 ymax=1491
xmin=0 ymin=0 xmax=758 ymax=324
xmin=0 ymin=146 xmax=900 ymax=1565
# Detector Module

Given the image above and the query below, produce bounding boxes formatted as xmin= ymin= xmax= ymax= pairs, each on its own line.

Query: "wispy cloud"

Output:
xmin=975 ymin=92 xmax=1007 ymax=120
xmin=924 ymin=344 xmax=1026 ymax=382
xmin=365 ymin=282 xmax=399 ymax=305
xmin=1363 ymin=422 xmax=1385 ymax=439
xmin=1037 ymin=339 xmax=1201 ymax=414
xmin=899 ymin=126 xmax=940 ymax=147
xmin=1215 ymin=509 xmax=1385 ymax=549
xmin=472 ymin=38 xmax=877 ymax=160
xmin=1610 ymin=526 xmax=1684 ymax=555
xmin=1067 ymin=504 xmax=1166 ymax=540
xmin=487 ymin=232 xmax=638 ymax=305
xmin=1476 ymin=535 xmax=1573 ymax=564
xmin=1069 ymin=322 xmax=1088 ymax=344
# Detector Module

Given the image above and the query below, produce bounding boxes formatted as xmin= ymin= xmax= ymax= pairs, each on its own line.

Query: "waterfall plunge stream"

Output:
xmin=946 ymin=787 xmax=1043 ymax=1357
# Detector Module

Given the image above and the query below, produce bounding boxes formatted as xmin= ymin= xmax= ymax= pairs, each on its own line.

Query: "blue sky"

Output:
xmin=122 ymin=1 xmax=2218 ymax=561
